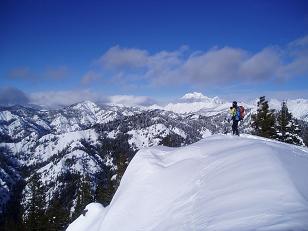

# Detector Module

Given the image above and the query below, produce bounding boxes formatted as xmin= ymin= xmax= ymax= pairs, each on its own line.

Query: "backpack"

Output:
xmin=239 ymin=106 xmax=245 ymax=120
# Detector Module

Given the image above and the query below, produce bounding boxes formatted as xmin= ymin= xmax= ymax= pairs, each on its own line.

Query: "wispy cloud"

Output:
xmin=28 ymin=89 xmax=156 ymax=108
xmin=239 ymin=47 xmax=281 ymax=82
xmin=8 ymin=66 xmax=70 ymax=82
xmin=81 ymin=71 xmax=102 ymax=85
xmin=219 ymin=88 xmax=308 ymax=102
xmin=108 ymin=95 xmax=156 ymax=106
xmin=98 ymin=46 xmax=149 ymax=69
xmin=82 ymin=35 xmax=308 ymax=88
xmin=9 ymin=67 xmax=36 ymax=80
xmin=29 ymin=89 xmax=101 ymax=107
xmin=45 ymin=66 xmax=69 ymax=80
xmin=288 ymin=35 xmax=308 ymax=47
xmin=1 ymin=86 xmax=307 ymax=108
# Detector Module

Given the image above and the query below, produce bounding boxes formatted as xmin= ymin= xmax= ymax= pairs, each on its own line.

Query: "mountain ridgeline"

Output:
xmin=0 ymin=96 xmax=308 ymax=230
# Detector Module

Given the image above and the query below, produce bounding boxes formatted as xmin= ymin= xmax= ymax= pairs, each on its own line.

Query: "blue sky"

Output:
xmin=1 ymin=0 xmax=308 ymax=106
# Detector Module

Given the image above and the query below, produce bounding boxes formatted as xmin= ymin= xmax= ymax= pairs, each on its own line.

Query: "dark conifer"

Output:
xmin=114 ymin=153 xmax=128 ymax=190
xmin=46 ymin=193 xmax=70 ymax=231
xmin=252 ymin=96 xmax=277 ymax=139
xmin=303 ymin=126 xmax=308 ymax=147
xmin=72 ymin=175 xmax=93 ymax=220
xmin=24 ymin=173 xmax=48 ymax=231
xmin=95 ymin=178 xmax=114 ymax=207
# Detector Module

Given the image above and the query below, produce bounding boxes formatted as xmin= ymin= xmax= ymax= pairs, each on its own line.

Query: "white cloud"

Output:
xmin=98 ymin=46 xmax=149 ymax=69
xmin=45 ymin=66 xmax=69 ymax=80
xmin=277 ymin=35 xmax=308 ymax=79
xmin=8 ymin=66 xmax=69 ymax=81
xmin=288 ymin=35 xmax=308 ymax=47
xmin=239 ymin=47 xmax=281 ymax=81
xmin=29 ymin=90 xmax=102 ymax=107
xmin=81 ymin=71 xmax=102 ymax=85
xmin=84 ymin=35 xmax=308 ymax=88
xmin=29 ymin=90 xmax=156 ymax=108
xmin=108 ymin=95 xmax=156 ymax=106
xmin=2 ymin=87 xmax=308 ymax=108
xmin=180 ymin=47 xmax=248 ymax=85
xmin=9 ymin=67 xmax=35 ymax=80
xmin=278 ymin=57 xmax=308 ymax=80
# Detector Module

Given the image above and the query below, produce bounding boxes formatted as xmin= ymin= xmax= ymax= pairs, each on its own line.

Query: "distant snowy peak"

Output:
xmin=71 ymin=100 xmax=100 ymax=113
xmin=180 ymin=92 xmax=223 ymax=104
xmin=181 ymin=92 xmax=209 ymax=101
xmin=150 ymin=93 xmax=308 ymax=120
xmin=152 ymin=92 xmax=227 ymax=115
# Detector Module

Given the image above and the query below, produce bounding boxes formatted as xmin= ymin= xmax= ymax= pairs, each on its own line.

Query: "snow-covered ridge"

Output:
xmin=68 ymin=134 xmax=308 ymax=231
xmin=149 ymin=92 xmax=239 ymax=115
xmin=71 ymin=95 xmax=308 ymax=121
xmin=2 ymin=92 xmax=308 ymax=121
xmin=147 ymin=92 xmax=308 ymax=120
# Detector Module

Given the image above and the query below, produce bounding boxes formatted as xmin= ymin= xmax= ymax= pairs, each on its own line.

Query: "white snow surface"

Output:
xmin=67 ymin=203 xmax=108 ymax=231
xmin=67 ymin=134 xmax=308 ymax=231
xmin=0 ymin=110 xmax=16 ymax=122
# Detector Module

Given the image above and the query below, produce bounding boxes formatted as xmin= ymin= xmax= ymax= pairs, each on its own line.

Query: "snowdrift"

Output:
xmin=67 ymin=134 xmax=308 ymax=231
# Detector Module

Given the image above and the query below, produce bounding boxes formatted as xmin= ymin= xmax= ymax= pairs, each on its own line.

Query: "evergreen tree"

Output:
xmin=72 ymin=175 xmax=93 ymax=220
xmin=114 ymin=153 xmax=128 ymax=190
xmin=276 ymin=101 xmax=303 ymax=145
xmin=95 ymin=169 xmax=116 ymax=207
xmin=0 ymin=147 xmax=25 ymax=231
xmin=1 ymin=180 xmax=25 ymax=231
xmin=303 ymin=126 xmax=308 ymax=147
xmin=251 ymin=96 xmax=277 ymax=139
xmin=276 ymin=101 xmax=292 ymax=142
xmin=46 ymin=193 xmax=70 ymax=231
xmin=288 ymin=118 xmax=303 ymax=145
xmin=24 ymin=173 xmax=48 ymax=231
xmin=159 ymin=134 xmax=184 ymax=147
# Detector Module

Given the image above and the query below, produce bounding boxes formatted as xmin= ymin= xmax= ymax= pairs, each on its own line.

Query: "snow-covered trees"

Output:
xmin=252 ymin=97 xmax=304 ymax=146
xmin=159 ymin=133 xmax=184 ymax=147
xmin=276 ymin=101 xmax=291 ymax=140
xmin=252 ymin=96 xmax=276 ymax=139
xmin=276 ymin=101 xmax=303 ymax=145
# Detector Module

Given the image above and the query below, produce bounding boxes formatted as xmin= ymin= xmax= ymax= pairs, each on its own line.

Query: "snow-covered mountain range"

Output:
xmin=0 ymin=98 xmax=236 ymax=227
xmin=0 ymin=92 xmax=308 ymax=229
xmin=148 ymin=92 xmax=240 ymax=115
xmin=149 ymin=92 xmax=308 ymax=121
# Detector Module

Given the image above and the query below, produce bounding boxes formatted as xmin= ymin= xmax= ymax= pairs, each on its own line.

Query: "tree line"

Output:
xmin=251 ymin=96 xmax=306 ymax=146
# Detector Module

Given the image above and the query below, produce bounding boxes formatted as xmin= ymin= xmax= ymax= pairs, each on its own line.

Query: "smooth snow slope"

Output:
xmin=67 ymin=134 xmax=308 ymax=231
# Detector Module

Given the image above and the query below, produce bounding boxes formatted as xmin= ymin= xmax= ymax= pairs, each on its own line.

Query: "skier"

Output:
xmin=229 ymin=101 xmax=240 ymax=136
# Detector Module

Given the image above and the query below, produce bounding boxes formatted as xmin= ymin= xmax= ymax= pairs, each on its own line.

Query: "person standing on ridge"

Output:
xmin=229 ymin=101 xmax=240 ymax=136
